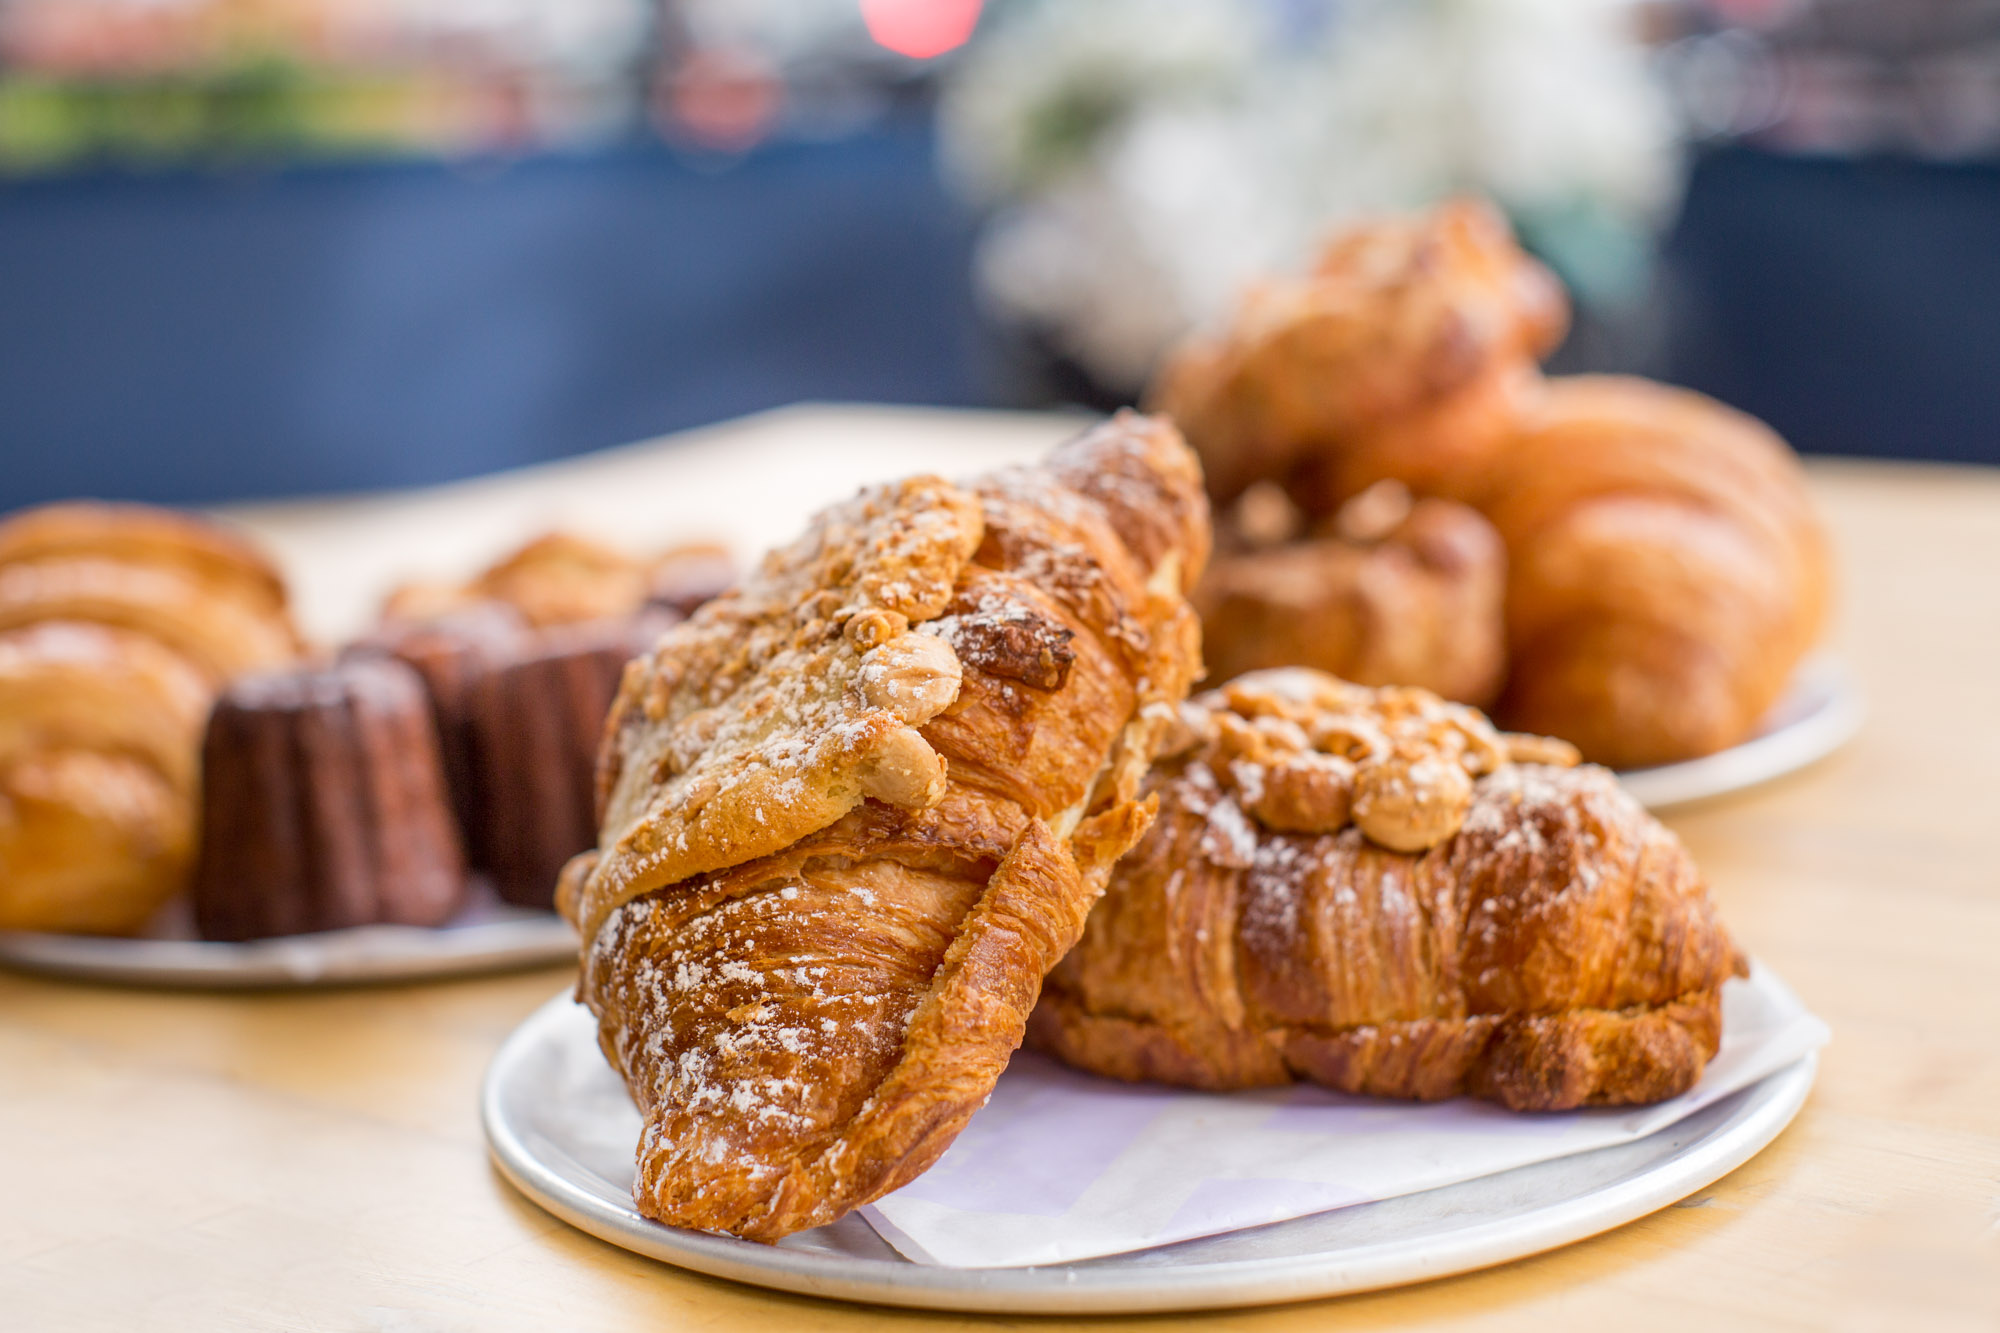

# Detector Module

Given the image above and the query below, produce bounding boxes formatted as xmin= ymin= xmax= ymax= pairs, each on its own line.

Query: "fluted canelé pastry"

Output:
xmin=1196 ymin=480 xmax=1507 ymax=707
xmin=0 ymin=502 xmax=302 ymax=933
xmin=466 ymin=614 xmax=669 ymax=908
xmin=192 ymin=657 xmax=466 ymax=941
xmin=558 ymin=411 xmax=1208 ymax=1241
xmin=1152 ymin=200 xmax=1830 ymax=768
xmin=1032 ymin=669 xmax=1747 ymax=1111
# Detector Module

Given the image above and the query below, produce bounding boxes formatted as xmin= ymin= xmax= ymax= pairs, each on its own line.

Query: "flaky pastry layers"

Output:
xmin=1032 ymin=670 xmax=1747 ymax=1111
xmin=558 ymin=412 xmax=1208 ymax=1240
xmin=0 ymin=504 xmax=302 ymax=933
xmin=1151 ymin=200 xmax=1831 ymax=768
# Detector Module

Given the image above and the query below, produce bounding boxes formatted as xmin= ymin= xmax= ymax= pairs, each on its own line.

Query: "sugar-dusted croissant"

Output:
xmin=0 ymin=503 xmax=303 ymax=933
xmin=559 ymin=411 xmax=1207 ymax=1241
xmin=1032 ymin=669 xmax=1747 ymax=1110
xmin=1196 ymin=480 xmax=1507 ymax=708
xmin=1152 ymin=200 xmax=1831 ymax=768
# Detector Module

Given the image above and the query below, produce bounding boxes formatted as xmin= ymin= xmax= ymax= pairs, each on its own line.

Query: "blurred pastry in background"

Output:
xmin=1196 ymin=480 xmax=1506 ymax=708
xmin=1153 ymin=199 xmax=1831 ymax=769
xmin=1152 ymin=198 xmax=1566 ymax=514
xmin=192 ymin=657 xmax=466 ymax=942
xmin=645 ymin=540 xmax=737 ymax=618
xmin=381 ymin=531 xmax=736 ymax=630
xmin=1479 ymin=376 xmax=1831 ymax=768
xmin=0 ymin=503 xmax=303 ymax=934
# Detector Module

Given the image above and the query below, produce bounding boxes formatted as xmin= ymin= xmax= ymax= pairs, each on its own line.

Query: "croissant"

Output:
xmin=1032 ymin=669 xmax=1747 ymax=1111
xmin=1151 ymin=200 xmax=1831 ymax=767
xmin=1151 ymin=198 xmax=1566 ymax=513
xmin=559 ymin=412 xmax=1207 ymax=1241
xmin=1196 ymin=480 xmax=1507 ymax=707
xmin=0 ymin=503 xmax=302 ymax=933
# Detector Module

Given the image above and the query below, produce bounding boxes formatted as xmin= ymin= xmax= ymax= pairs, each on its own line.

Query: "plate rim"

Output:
xmin=482 ymin=991 xmax=1818 ymax=1315
xmin=1618 ymin=655 xmax=1863 ymax=811
xmin=0 ymin=912 xmax=575 ymax=989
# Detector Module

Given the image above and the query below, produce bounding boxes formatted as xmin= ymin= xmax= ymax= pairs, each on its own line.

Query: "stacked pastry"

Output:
xmin=559 ymin=412 xmax=1209 ymax=1240
xmin=1032 ymin=670 xmax=1747 ymax=1110
xmin=1155 ymin=199 xmax=1832 ymax=768
xmin=0 ymin=503 xmax=302 ymax=933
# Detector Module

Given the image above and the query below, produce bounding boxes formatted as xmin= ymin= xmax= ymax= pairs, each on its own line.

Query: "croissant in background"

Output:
xmin=1033 ymin=670 xmax=1747 ymax=1111
xmin=0 ymin=503 xmax=302 ymax=933
xmin=1196 ymin=480 xmax=1507 ymax=707
xmin=560 ymin=412 xmax=1207 ymax=1241
xmin=1153 ymin=199 xmax=1832 ymax=768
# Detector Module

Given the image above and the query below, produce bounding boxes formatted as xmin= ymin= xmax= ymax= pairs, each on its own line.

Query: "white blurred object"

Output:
xmin=943 ymin=0 xmax=1686 ymax=391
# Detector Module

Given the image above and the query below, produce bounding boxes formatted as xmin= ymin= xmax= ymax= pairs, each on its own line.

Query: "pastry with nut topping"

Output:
xmin=557 ymin=411 xmax=1208 ymax=1241
xmin=1032 ymin=668 xmax=1747 ymax=1111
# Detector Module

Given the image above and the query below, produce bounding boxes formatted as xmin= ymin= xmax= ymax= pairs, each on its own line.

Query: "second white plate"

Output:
xmin=0 ymin=881 xmax=574 ymax=988
xmin=1619 ymin=656 xmax=1861 ymax=810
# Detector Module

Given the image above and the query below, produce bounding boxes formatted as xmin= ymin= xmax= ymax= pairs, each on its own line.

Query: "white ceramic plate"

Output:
xmin=1619 ymin=656 xmax=1862 ymax=811
xmin=484 ymin=993 xmax=1817 ymax=1314
xmin=0 ymin=881 xmax=574 ymax=988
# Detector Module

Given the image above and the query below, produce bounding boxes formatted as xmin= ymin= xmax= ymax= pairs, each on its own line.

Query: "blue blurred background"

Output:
xmin=2 ymin=0 xmax=1997 ymax=510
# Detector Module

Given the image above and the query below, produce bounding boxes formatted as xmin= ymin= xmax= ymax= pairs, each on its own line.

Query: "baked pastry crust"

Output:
xmin=1151 ymin=198 xmax=1565 ymax=511
xmin=562 ymin=412 xmax=1207 ymax=1240
xmin=0 ymin=504 xmax=302 ymax=933
xmin=1480 ymin=376 xmax=1832 ymax=767
xmin=1196 ymin=482 xmax=1507 ymax=706
xmin=1150 ymin=202 xmax=1831 ymax=767
xmin=1032 ymin=669 xmax=1746 ymax=1110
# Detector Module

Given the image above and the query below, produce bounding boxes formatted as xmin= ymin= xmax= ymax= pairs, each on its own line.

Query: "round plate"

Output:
xmin=484 ymin=994 xmax=1817 ymax=1314
xmin=0 ymin=882 xmax=573 ymax=988
xmin=1620 ymin=657 xmax=1862 ymax=811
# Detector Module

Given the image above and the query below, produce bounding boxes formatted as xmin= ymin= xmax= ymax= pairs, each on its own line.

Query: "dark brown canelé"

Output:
xmin=348 ymin=602 xmax=528 ymax=865
xmin=192 ymin=656 xmax=467 ymax=940
xmin=462 ymin=614 xmax=668 ymax=908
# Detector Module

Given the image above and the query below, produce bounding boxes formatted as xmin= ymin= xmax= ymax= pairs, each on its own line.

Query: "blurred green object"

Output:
xmin=0 ymin=65 xmax=476 ymax=171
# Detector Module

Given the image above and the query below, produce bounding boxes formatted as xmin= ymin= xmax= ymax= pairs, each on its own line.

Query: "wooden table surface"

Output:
xmin=4 ymin=408 xmax=1996 ymax=1331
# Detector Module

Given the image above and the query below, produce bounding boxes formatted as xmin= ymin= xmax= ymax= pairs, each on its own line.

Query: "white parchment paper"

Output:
xmin=863 ymin=965 xmax=1827 ymax=1268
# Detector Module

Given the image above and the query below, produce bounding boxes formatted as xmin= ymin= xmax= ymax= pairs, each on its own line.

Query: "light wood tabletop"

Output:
xmin=3 ymin=407 xmax=1996 ymax=1331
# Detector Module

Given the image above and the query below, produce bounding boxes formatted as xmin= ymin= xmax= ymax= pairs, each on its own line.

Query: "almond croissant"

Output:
xmin=1152 ymin=199 xmax=1832 ymax=768
xmin=558 ymin=412 xmax=1208 ymax=1240
xmin=1031 ymin=669 xmax=1747 ymax=1111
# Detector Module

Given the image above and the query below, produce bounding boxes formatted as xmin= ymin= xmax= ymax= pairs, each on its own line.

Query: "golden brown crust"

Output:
xmin=0 ymin=505 xmax=302 ymax=934
xmin=1481 ymin=376 xmax=1833 ymax=768
xmin=384 ymin=532 xmax=655 ymax=629
xmin=0 ymin=501 xmax=292 ymax=620
xmin=1150 ymin=202 xmax=1832 ymax=768
xmin=567 ymin=412 xmax=1208 ymax=1240
xmin=1196 ymin=483 xmax=1507 ymax=706
xmin=1150 ymin=198 xmax=1564 ymax=510
xmin=1034 ymin=670 xmax=1744 ymax=1111
xmin=569 ymin=475 xmax=985 ymax=942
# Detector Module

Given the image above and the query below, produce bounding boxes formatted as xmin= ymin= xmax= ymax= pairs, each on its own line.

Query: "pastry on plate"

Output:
xmin=1151 ymin=197 xmax=1565 ymax=513
xmin=560 ymin=411 xmax=1207 ymax=1241
xmin=463 ymin=614 xmax=667 ymax=908
xmin=383 ymin=532 xmax=735 ymax=630
xmin=1032 ymin=669 xmax=1747 ymax=1110
xmin=1196 ymin=480 xmax=1506 ymax=707
xmin=192 ymin=656 xmax=466 ymax=941
xmin=0 ymin=624 xmax=211 ymax=933
xmin=0 ymin=502 xmax=303 ymax=934
xmin=1151 ymin=200 xmax=1830 ymax=767
xmin=1478 ymin=375 xmax=1832 ymax=768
